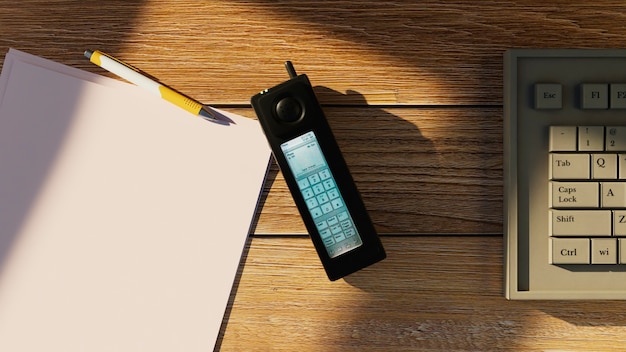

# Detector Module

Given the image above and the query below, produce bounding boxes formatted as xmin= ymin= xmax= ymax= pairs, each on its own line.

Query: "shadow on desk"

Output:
xmin=313 ymin=86 xmax=440 ymax=234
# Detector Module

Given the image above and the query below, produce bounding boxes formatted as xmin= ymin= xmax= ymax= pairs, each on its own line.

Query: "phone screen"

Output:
xmin=280 ymin=131 xmax=363 ymax=258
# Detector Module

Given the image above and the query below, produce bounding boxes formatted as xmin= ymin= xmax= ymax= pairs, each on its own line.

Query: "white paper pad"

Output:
xmin=0 ymin=49 xmax=270 ymax=351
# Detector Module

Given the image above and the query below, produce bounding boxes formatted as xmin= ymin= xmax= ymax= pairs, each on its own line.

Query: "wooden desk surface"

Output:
xmin=4 ymin=1 xmax=626 ymax=350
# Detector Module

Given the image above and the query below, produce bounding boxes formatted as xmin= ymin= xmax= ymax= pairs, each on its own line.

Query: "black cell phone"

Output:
xmin=251 ymin=62 xmax=385 ymax=281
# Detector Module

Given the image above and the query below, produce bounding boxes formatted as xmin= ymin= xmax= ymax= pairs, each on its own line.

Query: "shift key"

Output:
xmin=550 ymin=210 xmax=611 ymax=236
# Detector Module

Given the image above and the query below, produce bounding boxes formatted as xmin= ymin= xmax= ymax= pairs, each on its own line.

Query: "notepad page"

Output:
xmin=0 ymin=49 xmax=270 ymax=351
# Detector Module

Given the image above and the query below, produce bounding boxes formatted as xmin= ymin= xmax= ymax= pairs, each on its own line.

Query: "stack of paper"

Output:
xmin=0 ymin=49 xmax=270 ymax=351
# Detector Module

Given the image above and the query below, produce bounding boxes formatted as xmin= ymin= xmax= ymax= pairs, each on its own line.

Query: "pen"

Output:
xmin=84 ymin=49 xmax=222 ymax=123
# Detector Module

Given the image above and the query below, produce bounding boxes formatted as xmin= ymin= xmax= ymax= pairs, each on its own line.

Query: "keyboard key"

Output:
xmin=550 ymin=126 xmax=577 ymax=151
xmin=316 ymin=193 xmax=329 ymax=204
xmin=601 ymin=183 xmax=626 ymax=208
xmin=302 ymin=187 xmax=315 ymax=199
xmin=606 ymin=126 xmax=626 ymax=151
xmin=313 ymin=184 xmax=325 ymax=195
xmin=333 ymin=233 xmax=346 ymax=243
xmin=550 ymin=153 xmax=590 ymax=179
xmin=298 ymin=178 xmax=310 ymax=189
xmin=306 ymin=197 xmax=319 ymax=209
xmin=613 ymin=211 xmax=626 ymax=235
xmin=322 ymin=236 xmax=335 ymax=247
xmin=337 ymin=211 xmax=349 ymax=222
xmin=592 ymin=154 xmax=617 ymax=179
xmin=550 ymin=210 xmax=612 ymax=236
xmin=331 ymin=198 xmax=344 ymax=210
xmin=619 ymin=154 xmax=626 ymax=179
xmin=581 ymin=84 xmax=609 ymax=109
xmin=308 ymin=174 xmax=321 ymax=185
xmin=320 ymin=228 xmax=332 ymax=239
xmin=610 ymin=83 xmax=626 ymax=109
xmin=620 ymin=239 xmax=626 ymax=264
xmin=535 ymin=83 xmax=562 ymax=109
xmin=579 ymin=126 xmax=604 ymax=151
xmin=551 ymin=238 xmax=590 ymax=264
xmin=550 ymin=182 xmax=598 ymax=208
xmin=311 ymin=207 xmax=323 ymax=218
xmin=316 ymin=220 xmax=328 ymax=230
xmin=319 ymin=169 xmax=331 ymax=180
xmin=591 ymin=238 xmax=617 ymax=264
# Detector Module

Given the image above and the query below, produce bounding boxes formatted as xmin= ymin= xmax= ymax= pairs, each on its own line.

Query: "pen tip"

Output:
xmin=84 ymin=50 xmax=93 ymax=59
xmin=199 ymin=107 xmax=220 ymax=121
xmin=199 ymin=107 xmax=233 ymax=125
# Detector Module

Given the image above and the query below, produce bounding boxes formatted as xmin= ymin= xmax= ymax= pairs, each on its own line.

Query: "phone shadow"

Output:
xmin=312 ymin=86 xmax=440 ymax=235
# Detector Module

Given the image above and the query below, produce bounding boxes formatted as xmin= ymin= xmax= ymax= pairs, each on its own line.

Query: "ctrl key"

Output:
xmin=551 ymin=238 xmax=590 ymax=264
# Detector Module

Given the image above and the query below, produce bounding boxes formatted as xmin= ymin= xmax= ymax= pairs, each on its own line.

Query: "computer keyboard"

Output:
xmin=504 ymin=49 xmax=626 ymax=299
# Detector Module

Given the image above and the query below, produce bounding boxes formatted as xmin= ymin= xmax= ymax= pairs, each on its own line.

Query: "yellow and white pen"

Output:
xmin=84 ymin=49 xmax=222 ymax=123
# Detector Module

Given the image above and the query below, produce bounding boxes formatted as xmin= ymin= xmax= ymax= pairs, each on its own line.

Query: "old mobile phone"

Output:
xmin=251 ymin=62 xmax=385 ymax=280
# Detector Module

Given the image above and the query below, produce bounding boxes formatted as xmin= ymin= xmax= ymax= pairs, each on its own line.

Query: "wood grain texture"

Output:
xmin=219 ymin=236 xmax=626 ymax=351
xmin=225 ymin=106 xmax=504 ymax=235
xmin=3 ymin=1 xmax=626 ymax=105
xmin=1 ymin=1 xmax=625 ymax=351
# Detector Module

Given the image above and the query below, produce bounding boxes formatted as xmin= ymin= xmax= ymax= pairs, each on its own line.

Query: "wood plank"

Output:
xmin=222 ymin=107 xmax=503 ymax=235
xmin=218 ymin=236 xmax=626 ymax=351
xmin=4 ymin=1 xmax=626 ymax=105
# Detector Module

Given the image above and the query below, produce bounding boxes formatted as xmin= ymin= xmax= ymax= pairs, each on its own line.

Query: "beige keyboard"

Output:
xmin=505 ymin=49 xmax=626 ymax=299
xmin=550 ymin=126 xmax=626 ymax=265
